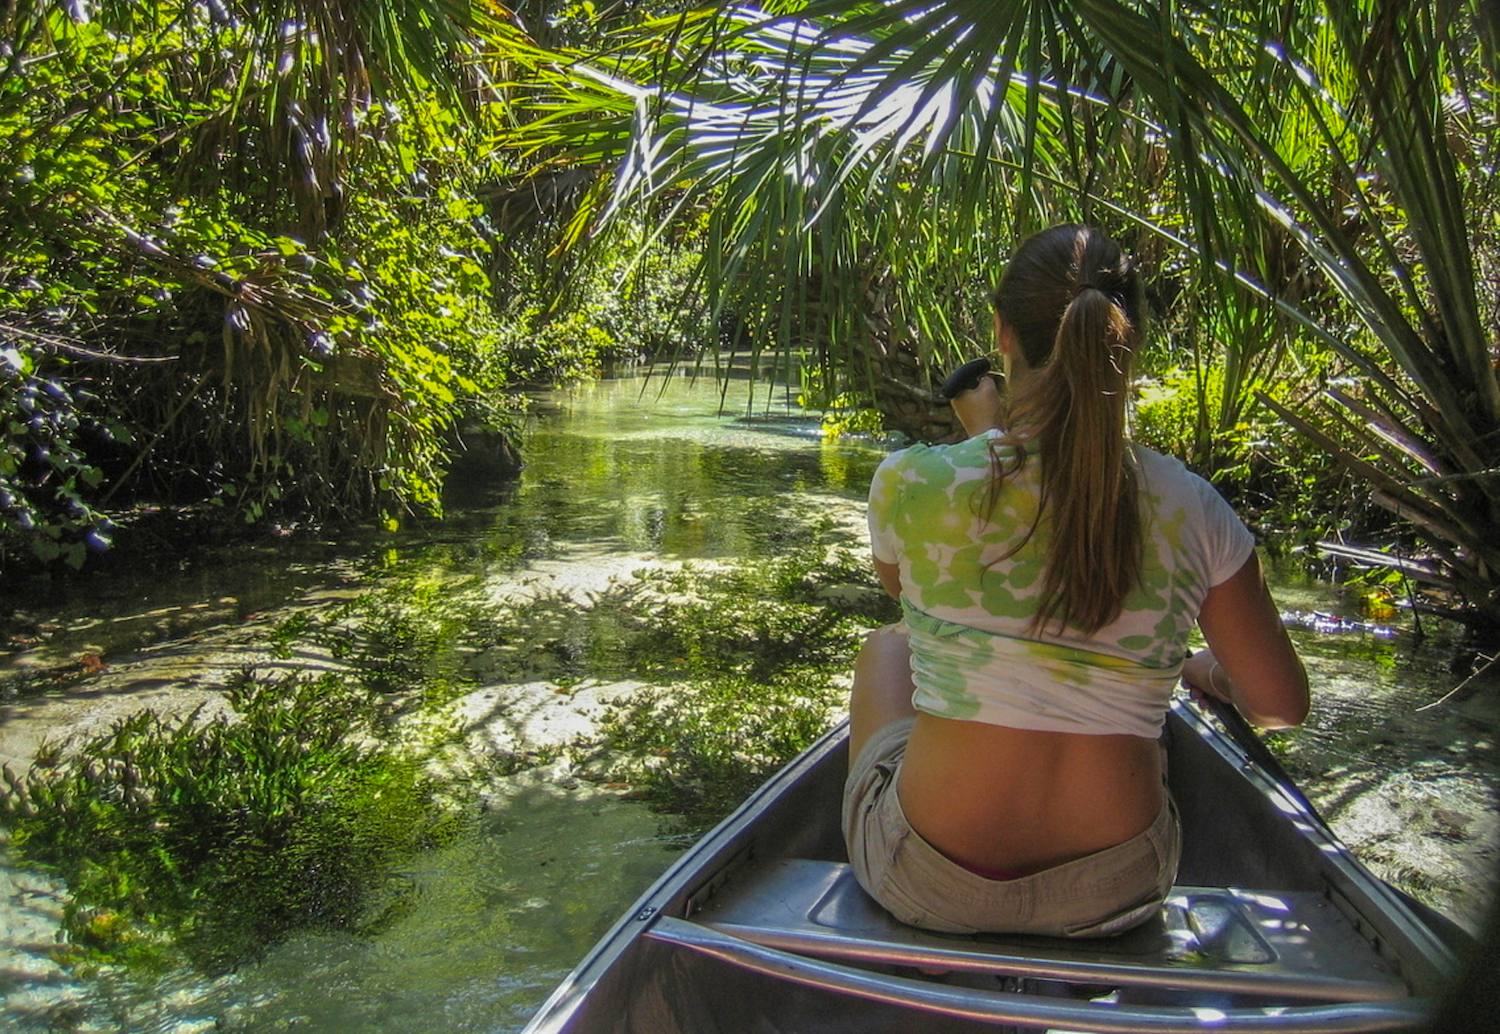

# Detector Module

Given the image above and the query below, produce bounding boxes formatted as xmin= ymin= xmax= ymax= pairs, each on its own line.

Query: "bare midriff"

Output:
xmin=894 ymin=712 xmax=1163 ymax=875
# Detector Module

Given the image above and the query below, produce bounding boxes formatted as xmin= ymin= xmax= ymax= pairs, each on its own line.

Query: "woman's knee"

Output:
xmin=858 ymin=621 xmax=912 ymax=669
xmin=850 ymin=624 xmax=916 ymax=757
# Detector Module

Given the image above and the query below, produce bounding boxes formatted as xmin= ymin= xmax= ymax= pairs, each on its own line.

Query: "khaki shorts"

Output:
xmin=842 ymin=717 xmax=1181 ymax=937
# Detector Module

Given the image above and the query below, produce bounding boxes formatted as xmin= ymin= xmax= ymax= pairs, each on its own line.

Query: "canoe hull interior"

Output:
xmin=523 ymin=700 xmax=1465 ymax=1034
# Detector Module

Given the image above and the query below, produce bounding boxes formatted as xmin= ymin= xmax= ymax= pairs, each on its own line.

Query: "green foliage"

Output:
xmin=0 ymin=343 xmax=119 ymax=566
xmin=0 ymin=2 xmax=542 ymax=560
xmin=479 ymin=228 xmax=712 ymax=389
xmin=495 ymin=307 xmax=613 ymax=386
xmin=1133 ymin=364 xmax=1355 ymax=549
xmin=797 ymin=364 xmax=886 ymax=438
xmin=0 ymin=669 xmax=462 ymax=973
xmin=1133 ymin=366 xmax=1221 ymax=464
xmin=511 ymin=0 xmax=1500 ymax=616
xmin=0 ymin=2 xmax=730 ymax=565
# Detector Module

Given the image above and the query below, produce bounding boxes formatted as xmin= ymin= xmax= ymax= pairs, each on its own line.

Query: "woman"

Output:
xmin=843 ymin=225 xmax=1308 ymax=937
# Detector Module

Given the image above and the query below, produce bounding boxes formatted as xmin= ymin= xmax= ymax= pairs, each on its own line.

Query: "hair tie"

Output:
xmin=1075 ymin=281 xmax=1125 ymax=309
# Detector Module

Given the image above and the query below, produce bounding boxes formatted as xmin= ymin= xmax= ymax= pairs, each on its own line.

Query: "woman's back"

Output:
xmin=898 ymin=709 xmax=1166 ymax=873
xmin=869 ymin=438 xmax=1255 ymax=734
xmin=867 ymin=437 xmax=1251 ymax=873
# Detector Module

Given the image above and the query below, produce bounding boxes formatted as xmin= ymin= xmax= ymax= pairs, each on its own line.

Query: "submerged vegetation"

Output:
xmin=0 ymin=670 xmax=463 ymax=973
xmin=560 ymin=542 xmax=895 ymax=828
xmin=419 ymin=526 xmax=895 ymax=828
xmin=0 ymin=514 xmax=894 ymax=973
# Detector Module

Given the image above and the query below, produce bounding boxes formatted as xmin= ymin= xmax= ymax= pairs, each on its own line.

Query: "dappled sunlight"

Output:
xmin=4 ymin=365 xmax=1493 ymax=1029
xmin=1232 ymin=890 xmax=1292 ymax=913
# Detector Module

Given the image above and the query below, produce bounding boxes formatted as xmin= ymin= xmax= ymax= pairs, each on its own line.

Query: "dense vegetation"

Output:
xmin=4 ymin=1 xmax=1498 ymax=625
xmin=508 ymin=0 xmax=1500 ymax=622
xmin=0 ymin=0 xmax=702 ymax=572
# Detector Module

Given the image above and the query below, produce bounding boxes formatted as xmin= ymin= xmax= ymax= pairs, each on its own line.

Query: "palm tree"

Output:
xmin=507 ymin=0 xmax=1500 ymax=622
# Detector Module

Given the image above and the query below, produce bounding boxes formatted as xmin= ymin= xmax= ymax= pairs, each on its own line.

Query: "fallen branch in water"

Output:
xmin=1417 ymin=652 xmax=1499 ymax=712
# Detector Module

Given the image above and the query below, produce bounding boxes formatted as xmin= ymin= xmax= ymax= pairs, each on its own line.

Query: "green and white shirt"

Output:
xmin=868 ymin=432 xmax=1254 ymax=737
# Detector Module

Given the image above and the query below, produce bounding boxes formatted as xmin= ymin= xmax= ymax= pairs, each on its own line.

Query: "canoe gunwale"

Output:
xmin=646 ymin=914 xmax=1440 ymax=1034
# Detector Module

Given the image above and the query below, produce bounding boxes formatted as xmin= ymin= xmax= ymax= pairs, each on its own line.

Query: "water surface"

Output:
xmin=2 ymin=367 xmax=1495 ymax=1032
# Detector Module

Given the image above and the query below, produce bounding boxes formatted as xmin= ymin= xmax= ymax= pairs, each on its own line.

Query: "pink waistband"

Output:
xmin=954 ymin=858 xmax=1026 ymax=881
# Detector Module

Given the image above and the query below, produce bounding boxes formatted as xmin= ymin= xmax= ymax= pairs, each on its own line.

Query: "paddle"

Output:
xmin=939 ymin=357 xmax=992 ymax=400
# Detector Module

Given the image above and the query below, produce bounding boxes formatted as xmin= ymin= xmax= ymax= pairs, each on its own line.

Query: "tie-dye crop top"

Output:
xmin=867 ymin=432 xmax=1254 ymax=737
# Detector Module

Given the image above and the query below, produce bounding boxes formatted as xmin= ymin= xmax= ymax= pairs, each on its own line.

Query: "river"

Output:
xmin=2 ymin=366 xmax=1496 ymax=1032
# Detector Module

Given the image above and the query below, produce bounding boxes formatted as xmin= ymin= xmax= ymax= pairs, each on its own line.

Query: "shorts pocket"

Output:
xmin=1061 ymin=893 xmax=1163 ymax=937
xmin=874 ymin=868 xmax=982 ymax=935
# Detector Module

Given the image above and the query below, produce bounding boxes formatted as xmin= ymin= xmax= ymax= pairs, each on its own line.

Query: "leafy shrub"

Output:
xmin=1133 ymin=365 xmax=1361 ymax=549
xmin=797 ymin=362 xmax=886 ymax=438
xmin=0 ymin=344 xmax=120 ymax=566
xmin=0 ymin=7 xmax=514 ymax=552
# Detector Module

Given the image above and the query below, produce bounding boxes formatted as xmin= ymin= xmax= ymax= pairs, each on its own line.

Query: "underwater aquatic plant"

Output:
xmin=0 ymin=669 xmax=463 ymax=972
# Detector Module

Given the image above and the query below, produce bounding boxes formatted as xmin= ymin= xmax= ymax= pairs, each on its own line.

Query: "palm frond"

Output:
xmin=497 ymin=1 xmax=1500 ymax=613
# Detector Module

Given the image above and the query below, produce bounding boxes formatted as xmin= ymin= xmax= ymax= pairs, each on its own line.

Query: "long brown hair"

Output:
xmin=986 ymin=225 xmax=1146 ymax=635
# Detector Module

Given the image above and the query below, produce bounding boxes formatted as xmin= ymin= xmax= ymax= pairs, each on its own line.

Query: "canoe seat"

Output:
xmin=692 ymin=858 xmax=1409 ymax=1004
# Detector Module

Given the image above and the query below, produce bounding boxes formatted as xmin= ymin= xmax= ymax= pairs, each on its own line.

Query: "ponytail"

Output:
xmin=984 ymin=226 xmax=1145 ymax=635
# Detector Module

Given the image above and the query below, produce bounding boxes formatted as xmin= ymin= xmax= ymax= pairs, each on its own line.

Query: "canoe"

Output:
xmin=521 ymin=698 xmax=1468 ymax=1033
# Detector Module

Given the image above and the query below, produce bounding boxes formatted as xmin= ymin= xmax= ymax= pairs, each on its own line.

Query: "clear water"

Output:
xmin=2 ymin=779 xmax=678 ymax=1033
xmin=1 ymin=366 xmax=1495 ymax=1031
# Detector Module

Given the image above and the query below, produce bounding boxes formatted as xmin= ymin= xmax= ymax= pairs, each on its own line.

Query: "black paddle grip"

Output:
xmin=940 ymin=357 xmax=993 ymax=400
